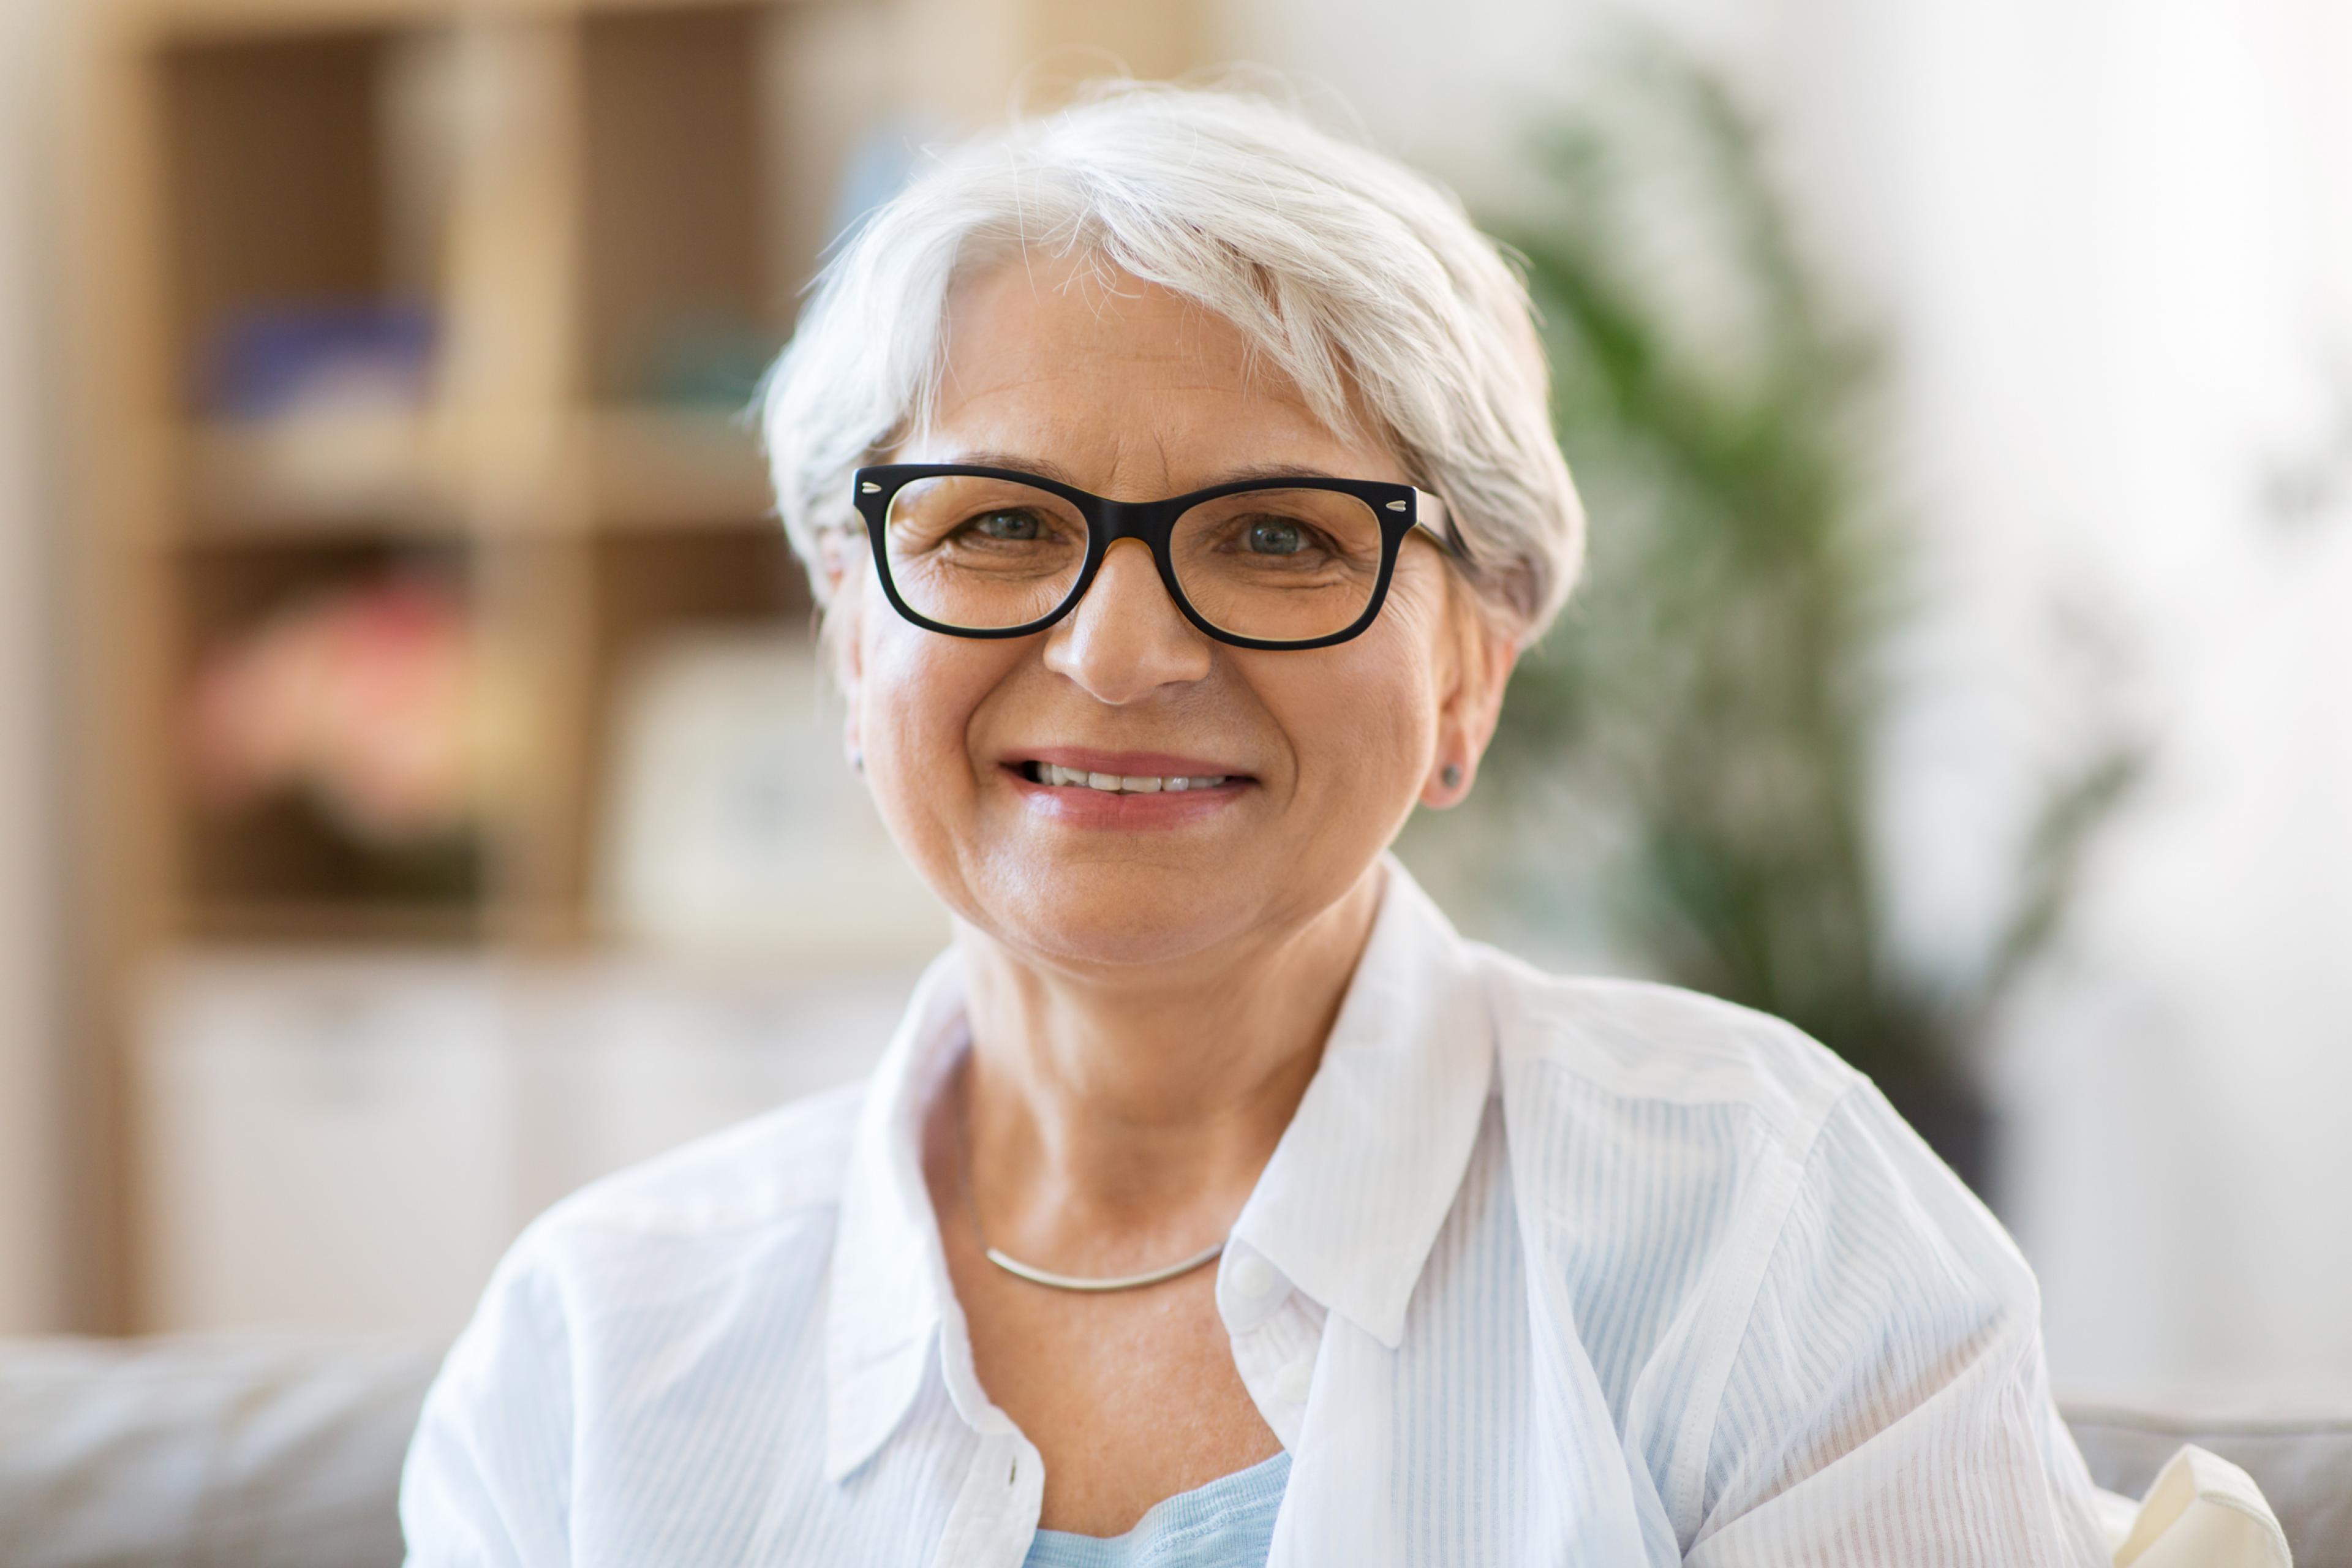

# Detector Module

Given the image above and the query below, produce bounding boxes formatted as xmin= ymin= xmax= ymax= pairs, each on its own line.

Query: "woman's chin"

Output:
xmin=968 ymin=875 xmax=1267 ymax=973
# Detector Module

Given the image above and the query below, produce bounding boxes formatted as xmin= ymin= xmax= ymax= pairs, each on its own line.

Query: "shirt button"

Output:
xmin=1231 ymin=1254 xmax=1277 ymax=1299
xmin=1275 ymin=1357 xmax=1314 ymax=1405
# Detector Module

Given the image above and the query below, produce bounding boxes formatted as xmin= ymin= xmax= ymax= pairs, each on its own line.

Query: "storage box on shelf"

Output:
xmin=135 ymin=948 xmax=919 ymax=1336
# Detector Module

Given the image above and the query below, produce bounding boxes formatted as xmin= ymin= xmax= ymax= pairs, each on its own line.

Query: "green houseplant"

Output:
xmin=1419 ymin=43 xmax=2139 ymax=1196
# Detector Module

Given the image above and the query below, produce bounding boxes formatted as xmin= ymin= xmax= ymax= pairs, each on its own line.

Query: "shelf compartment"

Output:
xmin=580 ymin=522 xmax=811 ymax=782
xmin=588 ymin=519 xmax=810 ymax=663
xmin=173 ymin=536 xmax=492 ymax=933
xmin=178 ymin=410 xmax=467 ymax=536
xmin=577 ymin=4 xmax=776 ymax=405
xmin=575 ymin=405 xmax=776 ymax=529
xmin=159 ymin=26 xmax=458 ymax=417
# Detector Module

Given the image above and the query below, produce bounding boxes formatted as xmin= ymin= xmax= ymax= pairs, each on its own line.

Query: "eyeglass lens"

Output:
xmin=881 ymin=476 xmax=1387 ymax=643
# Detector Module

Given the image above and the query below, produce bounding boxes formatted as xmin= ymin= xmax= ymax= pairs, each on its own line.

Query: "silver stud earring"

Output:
xmin=851 ymin=748 xmax=865 ymax=775
xmin=1440 ymin=763 xmax=1462 ymax=790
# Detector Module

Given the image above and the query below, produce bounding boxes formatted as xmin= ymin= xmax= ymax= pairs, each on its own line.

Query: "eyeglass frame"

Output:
xmin=851 ymin=462 xmax=1466 ymax=652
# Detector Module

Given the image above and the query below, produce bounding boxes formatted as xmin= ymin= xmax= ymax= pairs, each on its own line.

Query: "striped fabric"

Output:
xmin=401 ymin=857 xmax=2112 ymax=1566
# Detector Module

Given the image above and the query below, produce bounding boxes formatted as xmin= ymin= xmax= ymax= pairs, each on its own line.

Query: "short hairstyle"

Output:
xmin=758 ymin=78 xmax=1585 ymax=639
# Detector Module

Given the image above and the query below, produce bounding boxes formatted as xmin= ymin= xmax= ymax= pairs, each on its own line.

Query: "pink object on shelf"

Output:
xmin=186 ymin=575 xmax=497 ymax=844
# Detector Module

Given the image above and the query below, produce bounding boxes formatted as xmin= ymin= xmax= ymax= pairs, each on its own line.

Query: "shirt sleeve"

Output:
xmin=399 ymin=1224 xmax=577 ymax=1568
xmin=1686 ymin=1082 xmax=2111 ymax=1567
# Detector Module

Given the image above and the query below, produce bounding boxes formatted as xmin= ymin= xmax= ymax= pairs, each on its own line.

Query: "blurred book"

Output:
xmin=203 ymin=301 xmax=436 ymax=420
xmin=192 ymin=301 xmax=450 ymax=523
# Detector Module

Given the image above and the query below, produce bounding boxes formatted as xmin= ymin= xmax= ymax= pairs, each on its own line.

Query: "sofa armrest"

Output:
xmin=0 ymin=1335 xmax=440 ymax=1568
xmin=2065 ymin=1397 xmax=2352 ymax=1568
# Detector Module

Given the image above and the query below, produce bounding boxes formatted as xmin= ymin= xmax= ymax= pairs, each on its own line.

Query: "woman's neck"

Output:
xmin=947 ymin=863 xmax=1385 ymax=1259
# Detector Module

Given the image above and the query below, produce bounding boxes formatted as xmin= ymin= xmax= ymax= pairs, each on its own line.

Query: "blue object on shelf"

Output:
xmin=202 ymin=301 xmax=438 ymax=419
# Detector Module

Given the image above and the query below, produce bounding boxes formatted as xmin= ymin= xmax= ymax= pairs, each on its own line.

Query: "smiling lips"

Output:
xmin=1006 ymin=750 xmax=1253 ymax=826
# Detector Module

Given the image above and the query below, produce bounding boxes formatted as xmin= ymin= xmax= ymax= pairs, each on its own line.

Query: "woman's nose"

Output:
xmin=1041 ymin=538 xmax=1213 ymax=702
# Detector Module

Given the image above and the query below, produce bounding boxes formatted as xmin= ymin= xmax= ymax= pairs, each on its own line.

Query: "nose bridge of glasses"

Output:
xmin=1093 ymin=494 xmax=1173 ymax=546
xmin=1063 ymin=517 xmax=1199 ymax=638
xmin=1052 ymin=532 xmax=1208 ymax=681
xmin=1086 ymin=531 xmax=1176 ymax=602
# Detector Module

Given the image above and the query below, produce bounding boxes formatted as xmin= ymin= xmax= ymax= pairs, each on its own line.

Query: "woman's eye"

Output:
xmin=1245 ymin=518 xmax=1305 ymax=556
xmin=968 ymin=510 xmax=1043 ymax=541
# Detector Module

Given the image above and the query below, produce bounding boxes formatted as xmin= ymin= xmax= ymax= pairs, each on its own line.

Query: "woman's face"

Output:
xmin=835 ymin=254 xmax=1515 ymax=972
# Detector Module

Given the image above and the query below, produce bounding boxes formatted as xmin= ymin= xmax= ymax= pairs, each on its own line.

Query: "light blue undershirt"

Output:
xmin=1022 ymin=1451 xmax=1291 ymax=1568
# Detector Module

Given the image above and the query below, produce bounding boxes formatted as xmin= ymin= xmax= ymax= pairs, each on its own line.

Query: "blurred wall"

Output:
xmin=1227 ymin=0 xmax=2352 ymax=1396
xmin=0 ymin=0 xmax=66 ymax=1334
xmin=1696 ymin=0 xmax=2352 ymax=1400
xmin=1853 ymin=0 xmax=2352 ymax=1399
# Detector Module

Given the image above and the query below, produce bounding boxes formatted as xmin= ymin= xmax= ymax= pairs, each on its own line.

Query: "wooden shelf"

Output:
xmin=175 ymin=405 xmax=772 ymax=539
xmin=124 ymin=0 xmax=460 ymax=44
xmin=178 ymin=412 xmax=464 ymax=536
xmin=75 ymin=0 xmax=1219 ymax=962
xmin=576 ymin=407 xmax=775 ymax=529
xmin=61 ymin=0 xmax=1214 ymax=1330
xmin=176 ymin=897 xmax=489 ymax=947
xmin=122 ymin=0 xmax=812 ymax=45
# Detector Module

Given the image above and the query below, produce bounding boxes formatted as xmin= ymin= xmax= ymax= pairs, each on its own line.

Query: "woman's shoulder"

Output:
xmin=1469 ymin=942 xmax=1867 ymax=1161
xmin=1458 ymin=944 xmax=2048 ymax=1510
xmin=404 ymin=1079 xmax=877 ymax=1553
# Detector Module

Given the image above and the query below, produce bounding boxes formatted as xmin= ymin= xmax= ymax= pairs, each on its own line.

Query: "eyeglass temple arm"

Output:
xmin=1412 ymin=489 xmax=1467 ymax=560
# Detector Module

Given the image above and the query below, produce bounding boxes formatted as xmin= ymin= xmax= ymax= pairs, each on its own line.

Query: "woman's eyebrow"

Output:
xmin=946 ymin=450 xmax=1088 ymax=486
xmin=1208 ymin=462 xmax=1347 ymax=485
xmin=941 ymin=452 xmax=1349 ymax=489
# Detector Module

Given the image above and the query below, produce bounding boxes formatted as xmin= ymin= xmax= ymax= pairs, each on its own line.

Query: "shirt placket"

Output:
xmin=930 ymin=1427 xmax=1047 ymax=1568
xmin=929 ymin=1284 xmax=1048 ymax=1568
xmin=1218 ymin=1240 xmax=1328 ymax=1451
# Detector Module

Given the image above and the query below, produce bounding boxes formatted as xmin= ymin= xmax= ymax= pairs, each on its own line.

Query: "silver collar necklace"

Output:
xmin=956 ymin=1089 xmax=1227 ymax=1294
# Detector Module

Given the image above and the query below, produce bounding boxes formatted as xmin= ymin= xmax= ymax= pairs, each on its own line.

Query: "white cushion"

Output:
xmin=2100 ymin=1446 xmax=2293 ymax=1568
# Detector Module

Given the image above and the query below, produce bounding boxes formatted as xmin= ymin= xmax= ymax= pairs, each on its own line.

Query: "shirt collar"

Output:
xmin=1227 ymin=856 xmax=1496 ymax=1349
xmin=823 ymin=854 xmax=1496 ymax=1478
xmin=824 ymin=949 xmax=970 ymax=1482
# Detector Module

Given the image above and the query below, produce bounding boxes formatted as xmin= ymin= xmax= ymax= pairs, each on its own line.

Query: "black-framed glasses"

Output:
xmin=851 ymin=464 xmax=1462 ymax=650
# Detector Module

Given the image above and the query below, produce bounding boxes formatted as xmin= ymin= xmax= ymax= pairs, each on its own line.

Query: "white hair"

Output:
xmin=758 ymin=78 xmax=1585 ymax=638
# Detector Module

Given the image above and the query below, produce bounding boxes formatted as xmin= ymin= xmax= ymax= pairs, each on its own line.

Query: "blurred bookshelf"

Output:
xmin=59 ymin=0 xmax=1214 ymax=1332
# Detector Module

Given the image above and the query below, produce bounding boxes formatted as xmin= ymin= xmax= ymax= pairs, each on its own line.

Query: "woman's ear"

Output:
xmin=842 ymin=693 xmax=864 ymax=779
xmin=1420 ymin=599 xmax=1520 ymax=810
xmin=817 ymin=548 xmax=867 ymax=777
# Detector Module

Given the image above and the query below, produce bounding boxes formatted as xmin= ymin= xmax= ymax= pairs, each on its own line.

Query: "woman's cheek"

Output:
xmin=853 ymin=628 xmax=948 ymax=833
xmin=856 ymin=623 xmax=1026 ymax=911
xmin=1260 ymin=654 xmax=1430 ymax=826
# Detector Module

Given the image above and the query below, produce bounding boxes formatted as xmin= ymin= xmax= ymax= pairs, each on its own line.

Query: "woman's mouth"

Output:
xmin=1020 ymin=761 xmax=1234 ymax=794
xmin=1003 ymin=752 xmax=1254 ymax=830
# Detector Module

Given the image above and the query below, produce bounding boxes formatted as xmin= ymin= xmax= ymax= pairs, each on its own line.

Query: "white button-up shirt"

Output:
xmin=401 ymin=859 xmax=2111 ymax=1566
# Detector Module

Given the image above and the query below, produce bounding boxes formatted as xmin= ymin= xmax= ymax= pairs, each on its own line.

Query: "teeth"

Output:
xmin=1030 ymin=763 xmax=1229 ymax=793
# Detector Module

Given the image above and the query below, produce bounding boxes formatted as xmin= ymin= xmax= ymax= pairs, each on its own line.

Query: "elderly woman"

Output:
xmin=401 ymin=84 xmax=2113 ymax=1566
